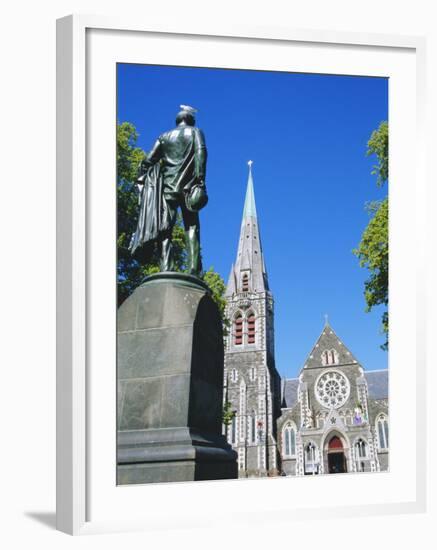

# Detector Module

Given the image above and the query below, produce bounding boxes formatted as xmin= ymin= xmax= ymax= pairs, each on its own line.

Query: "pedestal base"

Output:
xmin=117 ymin=427 xmax=237 ymax=484
xmin=117 ymin=273 xmax=237 ymax=484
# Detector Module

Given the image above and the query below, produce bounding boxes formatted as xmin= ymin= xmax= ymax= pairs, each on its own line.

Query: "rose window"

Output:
xmin=315 ymin=370 xmax=350 ymax=409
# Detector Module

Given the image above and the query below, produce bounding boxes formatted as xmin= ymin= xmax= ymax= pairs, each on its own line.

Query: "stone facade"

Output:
xmin=278 ymin=325 xmax=389 ymax=476
xmin=223 ymin=163 xmax=281 ymax=477
xmin=223 ymin=165 xmax=389 ymax=477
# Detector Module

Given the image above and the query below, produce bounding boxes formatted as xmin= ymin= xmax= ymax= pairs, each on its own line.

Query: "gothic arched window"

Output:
xmin=376 ymin=414 xmax=389 ymax=449
xmin=282 ymin=423 xmax=296 ymax=457
xmin=304 ymin=442 xmax=318 ymax=474
xmin=242 ymin=272 xmax=249 ymax=292
xmin=321 ymin=349 xmax=339 ymax=366
xmin=247 ymin=312 xmax=256 ymax=344
xmin=234 ymin=313 xmax=243 ymax=345
xmin=354 ymin=438 xmax=367 ymax=458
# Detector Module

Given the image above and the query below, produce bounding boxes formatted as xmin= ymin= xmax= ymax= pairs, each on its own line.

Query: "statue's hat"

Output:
xmin=179 ymin=104 xmax=198 ymax=115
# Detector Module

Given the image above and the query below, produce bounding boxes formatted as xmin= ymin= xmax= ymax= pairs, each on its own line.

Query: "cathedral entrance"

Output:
xmin=327 ymin=436 xmax=347 ymax=474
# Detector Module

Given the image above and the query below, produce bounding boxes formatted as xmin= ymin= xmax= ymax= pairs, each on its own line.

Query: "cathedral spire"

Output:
xmin=226 ymin=161 xmax=269 ymax=296
xmin=242 ymin=160 xmax=257 ymax=220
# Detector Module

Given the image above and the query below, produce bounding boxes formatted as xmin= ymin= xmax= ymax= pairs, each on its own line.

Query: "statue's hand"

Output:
xmin=138 ymin=157 xmax=152 ymax=176
xmin=136 ymin=172 xmax=146 ymax=186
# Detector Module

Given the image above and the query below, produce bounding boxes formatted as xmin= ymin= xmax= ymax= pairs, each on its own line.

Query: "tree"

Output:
xmin=117 ymin=122 xmax=188 ymax=304
xmin=353 ymin=121 xmax=388 ymax=350
xmin=222 ymin=400 xmax=236 ymax=427
xmin=117 ymin=121 xmax=227 ymax=318
xmin=367 ymin=121 xmax=388 ymax=187
xmin=202 ymin=267 xmax=227 ymax=318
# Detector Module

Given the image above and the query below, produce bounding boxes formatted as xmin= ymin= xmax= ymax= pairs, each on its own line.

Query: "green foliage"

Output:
xmin=202 ymin=267 xmax=227 ymax=320
xmin=354 ymin=121 xmax=389 ymax=350
xmin=117 ymin=122 xmax=147 ymax=304
xmin=222 ymin=400 xmax=235 ymax=427
xmin=117 ymin=122 xmax=146 ymax=183
xmin=367 ymin=120 xmax=388 ymax=187
xmin=117 ymin=122 xmax=187 ymax=304
xmin=117 ymin=121 xmax=227 ymax=320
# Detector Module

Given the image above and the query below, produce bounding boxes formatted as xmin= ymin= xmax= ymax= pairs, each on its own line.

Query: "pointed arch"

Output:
xmin=246 ymin=309 xmax=256 ymax=344
xmin=328 ymin=435 xmax=343 ymax=450
xmin=353 ymin=437 xmax=369 ymax=472
xmin=376 ymin=413 xmax=389 ymax=449
xmin=233 ymin=311 xmax=243 ymax=346
xmin=322 ymin=430 xmax=349 ymax=474
xmin=282 ymin=421 xmax=297 ymax=457
xmin=321 ymin=429 xmax=350 ymax=455
xmin=321 ymin=348 xmax=339 ymax=366
xmin=304 ymin=440 xmax=319 ymax=474
xmin=353 ymin=437 xmax=368 ymax=458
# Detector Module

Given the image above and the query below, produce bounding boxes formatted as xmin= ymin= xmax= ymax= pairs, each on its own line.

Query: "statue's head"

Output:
xmin=176 ymin=105 xmax=197 ymax=126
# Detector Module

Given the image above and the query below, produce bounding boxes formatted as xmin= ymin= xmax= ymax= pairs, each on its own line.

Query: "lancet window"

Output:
xmin=247 ymin=312 xmax=256 ymax=344
xmin=282 ymin=423 xmax=296 ymax=457
xmin=234 ymin=313 xmax=243 ymax=345
xmin=321 ymin=349 xmax=339 ymax=366
xmin=376 ymin=414 xmax=389 ymax=449
xmin=242 ymin=272 xmax=249 ymax=292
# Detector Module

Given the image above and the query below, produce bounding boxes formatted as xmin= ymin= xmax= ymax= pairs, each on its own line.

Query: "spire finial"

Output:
xmin=248 ymin=159 xmax=253 ymax=168
xmin=324 ymin=313 xmax=329 ymax=326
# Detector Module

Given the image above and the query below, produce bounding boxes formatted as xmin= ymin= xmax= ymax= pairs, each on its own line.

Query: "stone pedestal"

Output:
xmin=117 ymin=272 xmax=238 ymax=484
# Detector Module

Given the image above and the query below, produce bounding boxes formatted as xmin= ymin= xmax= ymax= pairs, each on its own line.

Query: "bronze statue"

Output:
xmin=129 ymin=105 xmax=208 ymax=276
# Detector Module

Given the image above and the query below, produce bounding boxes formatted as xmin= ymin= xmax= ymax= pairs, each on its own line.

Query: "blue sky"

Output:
xmin=117 ymin=64 xmax=388 ymax=379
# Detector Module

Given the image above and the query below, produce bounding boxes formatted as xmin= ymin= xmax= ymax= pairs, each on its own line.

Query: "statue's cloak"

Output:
xmin=129 ymin=125 xmax=207 ymax=255
xmin=129 ymin=163 xmax=169 ymax=254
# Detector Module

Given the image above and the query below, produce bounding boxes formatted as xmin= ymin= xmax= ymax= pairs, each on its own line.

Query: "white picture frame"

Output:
xmin=56 ymin=14 xmax=427 ymax=535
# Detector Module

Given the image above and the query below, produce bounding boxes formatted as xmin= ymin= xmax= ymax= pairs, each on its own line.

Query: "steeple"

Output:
xmin=226 ymin=161 xmax=269 ymax=296
xmin=243 ymin=160 xmax=257 ymax=219
xmin=223 ymin=161 xmax=279 ymax=478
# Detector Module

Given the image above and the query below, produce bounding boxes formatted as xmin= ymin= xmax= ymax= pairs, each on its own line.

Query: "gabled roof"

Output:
xmin=365 ymin=370 xmax=388 ymax=399
xmin=281 ymin=378 xmax=299 ymax=409
xmin=301 ymin=321 xmax=360 ymax=370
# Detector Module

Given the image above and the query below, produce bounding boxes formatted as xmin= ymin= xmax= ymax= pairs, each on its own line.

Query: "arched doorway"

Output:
xmin=327 ymin=435 xmax=347 ymax=474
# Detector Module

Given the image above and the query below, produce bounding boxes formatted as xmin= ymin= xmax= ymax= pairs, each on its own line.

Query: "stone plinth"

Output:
xmin=117 ymin=272 xmax=238 ymax=484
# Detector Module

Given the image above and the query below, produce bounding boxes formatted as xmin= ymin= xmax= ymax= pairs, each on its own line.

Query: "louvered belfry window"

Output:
xmin=247 ymin=313 xmax=256 ymax=344
xmin=234 ymin=315 xmax=243 ymax=345
xmin=242 ymin=273 xmax=249 ymax=292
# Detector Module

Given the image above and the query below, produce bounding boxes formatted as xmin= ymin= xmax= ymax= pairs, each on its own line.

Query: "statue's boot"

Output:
xmin=160 ymin=237 xmax=175 ymax=272
xmin=186 ymin=225 xmax=202 ymax=277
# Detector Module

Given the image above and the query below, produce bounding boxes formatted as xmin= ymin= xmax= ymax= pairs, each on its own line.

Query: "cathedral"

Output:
xmin=223 ymin=163 xmax=389 ymax=477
